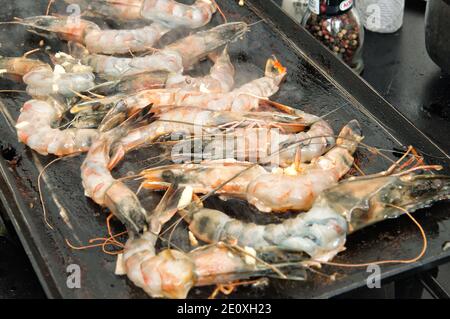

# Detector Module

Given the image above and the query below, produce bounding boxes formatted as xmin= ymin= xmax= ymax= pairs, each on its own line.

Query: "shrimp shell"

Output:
xmin=66 ymin=0 xmax=217 ymax=29
xmin=16 ymin=99 xmax=98 ymax=156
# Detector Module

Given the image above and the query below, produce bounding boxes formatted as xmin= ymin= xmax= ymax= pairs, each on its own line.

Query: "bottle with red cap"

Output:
xmin=302 ymin=0 xmax=364 ymax=73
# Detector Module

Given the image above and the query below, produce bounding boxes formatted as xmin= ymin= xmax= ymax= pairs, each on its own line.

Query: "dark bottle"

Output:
xmin=302 ymin=0 xmax=364 ymax=73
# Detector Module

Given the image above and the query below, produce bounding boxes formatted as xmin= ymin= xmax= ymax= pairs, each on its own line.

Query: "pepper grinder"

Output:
xmin=302 ymin=0 xmax=365 ymax=73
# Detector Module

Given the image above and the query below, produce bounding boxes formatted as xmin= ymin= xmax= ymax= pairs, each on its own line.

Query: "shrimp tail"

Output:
xmin=149 ymin=184 xmax=193 ymax=234
xmin=265 ymin=56 xmax=287 ymax=83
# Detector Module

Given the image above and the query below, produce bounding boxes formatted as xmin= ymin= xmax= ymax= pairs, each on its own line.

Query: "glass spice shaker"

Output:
xmin=302 ymin=0 xmax=364 ymax=73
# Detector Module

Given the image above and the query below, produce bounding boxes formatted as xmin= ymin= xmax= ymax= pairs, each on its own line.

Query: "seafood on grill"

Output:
xmin=177 ymin=166 xmax=450 ymax=263
xmin=15 ymin=97 xmax=99 ymax=156
xmin=106 ymin=105 xmax=315 ymax=169
xmin=0 ymin=55 xmax=95 ymax=97
xmin=2 ymin=1 xmax=450 ymax=301
xmin=66 ymin=0 xmax=217 ymax=29
xmin=18 ymin=15 xmax=170 ymax=54
xmin=69 ymin=22 xmax=248 ymax=79
xmin=106 ymin=55 xmax=286 ymax=114
xmin=140 ymin=119 xmax=361 ymax=212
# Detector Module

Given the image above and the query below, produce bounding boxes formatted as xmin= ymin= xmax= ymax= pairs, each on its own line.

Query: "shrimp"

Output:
xmin=71 ymin=22 xmax=247 ymax=79
xmin=165 ymin=48 xmax=235 ymax=94
xmin=123 ymin=166 xmax=450 ymax=298
xmin=202 ymin=109 xmax=335 ymax=166
xmin=66 ymin=0 xmax=217 ymax=29
xmin=20 ymin=15 xmax=170 ymax=54
xmin=150 ymin=56 xmax=286 ymax=112
xmin=140 ymin=120 xmax=360 ymax=212
xmin=79 ymin=112 xmax=268 ymax=299
xmin=122 ymin=232 xmax=265 ymax=298
xmin=0 ymin=55 xmax=95 ymax=97
xmin=16 ymin=98 xmax=99 ymax=155
xmin=181 ymin=168 xmax=450 ymax=262
xmin=66 ymin=48 xmax=236 ymax=131
xmin=105 ymin=47 xmax=234 ymax=100
xmin=100 ymin=55 xmax=285 ymax=119
xmin=80 ymin=107 xmax=155 ymax=233
xmin=107 ymin=106 xmax=310 ymax=169
xmin=104 ymin=47 xmax=235 ymax=93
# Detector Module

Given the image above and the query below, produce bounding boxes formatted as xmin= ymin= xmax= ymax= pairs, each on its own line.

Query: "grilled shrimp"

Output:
xmin=166 ymin=48 xmax=235 ymax=94
xmin=107 ymin=106 xmax=310 ymax=169
xmin=16 ymin=98 xmax=99 ymax=155
xmin=71 ymin=22 xmax=247 ymax=79
xmin=80 ymin=108 xmax=156 ymax=233
xmin=66 ymin=0 xmax=217 ymax=28
xmin=0 ymin=56 xmax=95 ymax=97
xmin=110 ymin=48 xmax=235 ymax=93
xmin=157 ymin=56 xmax=286 ymax=112
xmin=140 ymin=120 xmax=360 ymax=212
xmin=122 ymin=232 xmax=265 ymax=298
xmin=100 ymin=55 xmax=285 ymax=118
xmin=182 ymin=168 xmax=450 ymax=262
xmin=104 ymin=48 xmax=234 ymax=94
xmin=20 ymin=15 xmax=169 ymax=54
xmin=202 ymin=109 xmax=334 ymax=166
xmin=65 ymin=49 xmax=235 ymax=132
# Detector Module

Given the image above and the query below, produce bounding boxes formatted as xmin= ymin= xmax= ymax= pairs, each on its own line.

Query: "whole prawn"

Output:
xmin=140 ymin=120 xmax=361 ymax=212
xmin=200 ymin=109 xmax=335 ymax=166
xmin=100 ymin=47 xmax=235 ymax=95
xmin=20 ymin=15 xmax=170 ymax=54
xmin=107 ymin=105 xmax=312 ymax=169
xmin=16 ymin=98 xmax=99 ymax=155
xmin=180 ymin=167 xmax=450 ymax=262
xmin=65 ymin=0 xmax=217 ymax=29
xmin=80 ymin=107 xmax=155 ymax=232
xmin=0 ymin=55 xmax=95 ymax=97
xmin=119 ymin=55 xmax=286 ymax=113
xmin=70 ymin=22 xmax=247 ymax=79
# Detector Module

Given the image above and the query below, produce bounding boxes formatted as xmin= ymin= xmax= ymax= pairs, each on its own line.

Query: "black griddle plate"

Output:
xmin=0 ymin=0 xmax=449 ymax=298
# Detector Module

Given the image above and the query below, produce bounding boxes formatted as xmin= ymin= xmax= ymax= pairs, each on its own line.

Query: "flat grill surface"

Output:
xmin=0 ymin=0 xmax=449 ymax=298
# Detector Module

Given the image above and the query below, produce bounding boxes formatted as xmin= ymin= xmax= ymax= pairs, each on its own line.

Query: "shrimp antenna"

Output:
xmin=46 ymin=0 xmax=55 ymax=15
xmin=38 ymin=153 xmax=80 ymax=230
xmin=248 ymin=19 xmax=265 ymax=28
xmin=212 ymin=0 xmax=228 ymax=23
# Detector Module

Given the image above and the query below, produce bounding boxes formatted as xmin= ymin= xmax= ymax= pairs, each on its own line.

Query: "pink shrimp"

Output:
xmin=107 ymin=106 xmax=310 ymax=169
xmin=109 ymin=56 xmax=285 ymax=115
xmin=0 ymin=56 xmax=95 ymax=97
xmin=16 ymin=99 xmax=99 ymax=156
xmin=66 ymin=0 xmax=217 ymax=28
xmin=165 ymin=48 xmax=235 ymax=94
xmin=20 ymin=15 xmax=170 ymax=54
xmin=140 ymin=120 xmax=361 ymax=213
xmin=71 ymin=22 xmax=247 ymax=79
